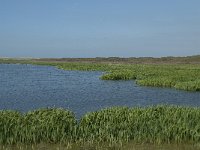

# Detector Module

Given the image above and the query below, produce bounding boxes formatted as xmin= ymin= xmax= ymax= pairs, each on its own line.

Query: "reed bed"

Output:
xmin=0 ymin=108 xmax=76 ymax=145
xmin=100 ymin=65 xmax=200 ymax=91
xmin=80 ymin=106 xmax=200 ymax=144
xmin=2 ymin=106 xmax=200 ymax=145
xmin=0 ymin=110 xmax=22 ymax=144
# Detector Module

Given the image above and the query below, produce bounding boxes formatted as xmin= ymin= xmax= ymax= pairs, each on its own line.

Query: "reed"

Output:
xmin=174 ymin=80 xmax=200 ymax=91
xmin=0 ymin=110 xmax=22 ymax=144
xmin=100 ymin=65 xmax=200 ymax=91
xmin=78 ymin=105 xmax=200 ymax=144
xmin=0 ymin=108 xmax=76 ymax=145
xmin=21 ymin=108 xmax=77 ymax=144
xmin=2 ymin=106 xmax=200 ymax=145
xmin=101 ymin=70 xmax=137 ymax=80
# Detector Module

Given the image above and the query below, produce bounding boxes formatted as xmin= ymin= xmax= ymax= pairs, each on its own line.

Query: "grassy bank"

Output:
xmin=1 ymin=106 xmax=200 ymax=145
xmin=100 ymin=64 xmax=200 ymax=91
xmin=33 ymin=62 xmax=200 ymax=91
xmin=1 ymin=58 xmax=200 ymax=91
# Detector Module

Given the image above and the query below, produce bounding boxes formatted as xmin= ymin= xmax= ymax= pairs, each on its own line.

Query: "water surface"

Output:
xmin=0 ymin=64 xmax=200 ymax=118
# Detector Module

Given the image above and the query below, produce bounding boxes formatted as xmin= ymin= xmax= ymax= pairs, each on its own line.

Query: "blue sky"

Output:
xmin=0 ymin=0 xmax=200 ymax=58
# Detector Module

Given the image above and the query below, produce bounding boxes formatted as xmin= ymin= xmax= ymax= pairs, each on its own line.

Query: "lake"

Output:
xmin=0 ymin=64 xmax=200 ymax=118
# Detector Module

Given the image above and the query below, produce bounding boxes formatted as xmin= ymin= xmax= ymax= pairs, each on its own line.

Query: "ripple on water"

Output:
xmin=0 ymin=64 xmax=200 ymax=118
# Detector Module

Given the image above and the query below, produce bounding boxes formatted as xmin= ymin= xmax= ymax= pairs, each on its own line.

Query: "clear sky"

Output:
xmin=0 ymin=0 xmax=200 ymax=58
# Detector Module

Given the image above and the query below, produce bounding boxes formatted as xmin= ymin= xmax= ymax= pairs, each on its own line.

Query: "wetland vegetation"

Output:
xmin=1 ymin=56 xmax=200 ymax=149
xmin=1 ymin=56 xmax=200 ymax=91
xmin=2 ymin=106 xmax=200 ymax=147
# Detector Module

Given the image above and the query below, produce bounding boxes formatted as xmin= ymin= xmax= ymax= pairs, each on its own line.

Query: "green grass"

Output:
xmin=0 ymin=110 xmax=22 ymax=144
xmin=0 ymin=108 xmax=76 ymax=145
xmin=80 ymin=106 xmax=200 ymax=144
xmin=2 ymin=106 xmax=200 ymax=145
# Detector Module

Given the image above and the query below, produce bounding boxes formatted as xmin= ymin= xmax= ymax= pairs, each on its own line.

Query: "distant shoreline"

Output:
xmin=1 ymin=55 xmax=200 ymax=91
xmin=1 ymin=55 xmax=200 ymax=64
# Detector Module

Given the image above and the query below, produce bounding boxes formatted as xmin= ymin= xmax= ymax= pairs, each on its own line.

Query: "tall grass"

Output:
xmin=22 ymin=108 xmax=77 ymax=144
xmin=101 ymin=70 xmax=137 ymax=80
xmin=79 ymin=106 xmax=200 ymax=144
xmin=0 ymin=108 xmax=76 ymax=145
xmin=0 ymin=111 xmax=22 ymax=144
xmin=2 ymin=106 xmax=200 ymax=145
xmin=100 ymin=65 xmax=200 ymax=91
xmin=174 ymin=80 xmax=200 ymax=91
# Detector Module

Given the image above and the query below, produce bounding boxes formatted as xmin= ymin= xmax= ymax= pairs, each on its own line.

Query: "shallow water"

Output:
xmin=0 ymin=64 xmax=200 ymax=118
